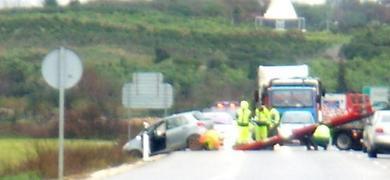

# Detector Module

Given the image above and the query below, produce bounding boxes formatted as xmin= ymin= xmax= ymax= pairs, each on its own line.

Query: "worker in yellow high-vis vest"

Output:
xmin=312 ymin=124 xmax=331 ymax=150
xmin=236 ymin=101 xmax=252 ymax=144
xmin=254 ymin=105 xmax=271 ymax=141
xmin=267 ymin=104 xmax=280 ymax=137
xmin=199 ymin=129 xmax=222 ymax=150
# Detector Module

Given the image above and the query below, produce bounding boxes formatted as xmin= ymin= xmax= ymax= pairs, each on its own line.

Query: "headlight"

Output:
xmin=122 ymin=142 xmax=130 ymax=150
xmin=279 ymin=128 xmax=292 ymax=139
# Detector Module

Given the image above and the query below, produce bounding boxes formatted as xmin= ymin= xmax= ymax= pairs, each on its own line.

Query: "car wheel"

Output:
xmin=128 ymin=150 xmax=143 ymax=159
xmin=187 ymin=134 xmax=203 ymax=151
xmin=368 ymin=149 xmax=377 ymax=158
xmin=335 ymin=133 xmax=352 ymax=150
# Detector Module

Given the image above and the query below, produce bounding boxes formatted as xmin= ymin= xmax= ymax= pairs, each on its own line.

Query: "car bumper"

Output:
xmin=374 ymin=135 xmax=390 ymax=145
xmin=373 ymin=135 xmax=390 ymax=151
xmin=123 ymin=137 xmax=143 ymax=152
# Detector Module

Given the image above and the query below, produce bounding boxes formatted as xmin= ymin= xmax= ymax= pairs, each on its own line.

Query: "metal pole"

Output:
xmin=127 ymin=109 xmax=131 ymax=140
xmin=164 ymin=85 xmax=167 ymax=117
xmin=58 ymin=47 xmax=65 ymax=180
xmin=298 ymin=18 xmax=301 ymax=30
xmin=128 ymin=122 xmax=131 ymax=140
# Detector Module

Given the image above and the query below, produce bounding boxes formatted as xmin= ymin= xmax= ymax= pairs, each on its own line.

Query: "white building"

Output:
xmin=291 ymin=0 xmax=326 ymax=5
xmin=256 ymin=0 xmax=306 ymax=31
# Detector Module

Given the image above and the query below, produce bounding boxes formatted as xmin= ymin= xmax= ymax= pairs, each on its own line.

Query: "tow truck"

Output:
xmin=323 ymin=93 xmax=372 ymax=150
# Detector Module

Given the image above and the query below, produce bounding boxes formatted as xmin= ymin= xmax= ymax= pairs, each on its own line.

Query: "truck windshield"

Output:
xmin=271 ymin=89 xmax=314 ymax=108
xmin=281 ymin=112 xmax=314 ymax=124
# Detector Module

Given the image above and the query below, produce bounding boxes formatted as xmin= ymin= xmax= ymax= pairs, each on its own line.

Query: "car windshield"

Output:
xmin=281 ymin=112 xmax=314 ymax=124
xmin=271 ymin=89 xmax=314 ymax=108
xmin=192 ymin=111 xmax=208 ymax=121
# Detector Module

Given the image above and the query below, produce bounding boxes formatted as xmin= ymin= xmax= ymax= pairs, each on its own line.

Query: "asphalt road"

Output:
xmin=108 ymin=146 xmax=390 ymax=180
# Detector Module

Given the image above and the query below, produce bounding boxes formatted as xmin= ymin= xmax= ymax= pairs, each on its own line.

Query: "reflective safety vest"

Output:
xmin=199 ymin=130 xmax=221 ymax=150
xmin=313 ymin=124 xmax=331 ymax=139
xmin=237 ymin=108 xmax=251 ymax=126
xmin=255 ymin=106 xmax=270 ymax=126
xmin=269 ymin=108 xmax=280 ymax=127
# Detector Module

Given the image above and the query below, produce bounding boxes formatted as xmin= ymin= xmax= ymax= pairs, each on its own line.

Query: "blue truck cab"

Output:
xmin=257 ymin=65 xmax=324 ymax=123
xmin=268 ymin=85 xmax=320 ymax=123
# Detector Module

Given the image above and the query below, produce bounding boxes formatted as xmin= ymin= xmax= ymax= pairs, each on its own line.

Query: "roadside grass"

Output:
xmin=0 ymin=138 xmax=35 ymax=174
xmin=0 ymin=172 xmax=40 ymax=180
xmin=0 ymin=138 xmax=137 ymax=179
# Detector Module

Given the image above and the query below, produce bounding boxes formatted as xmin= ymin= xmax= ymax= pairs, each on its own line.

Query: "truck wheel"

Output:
xmin=335 ymin=133 xmax=352 ymax=150
xmin=187 ymin=134 xmax=203 ymax=151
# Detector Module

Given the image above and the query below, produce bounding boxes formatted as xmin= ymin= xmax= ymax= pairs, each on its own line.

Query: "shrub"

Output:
xmin=11 ymin=121 xmax=57 ymax=138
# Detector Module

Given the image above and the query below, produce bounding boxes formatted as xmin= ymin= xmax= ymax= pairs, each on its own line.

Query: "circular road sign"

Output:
xmin=42 ymin=48 xmax=83 ymax=89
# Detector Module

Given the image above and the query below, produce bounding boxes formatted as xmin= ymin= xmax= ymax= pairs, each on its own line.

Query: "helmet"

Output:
xmin=240 ymin=101 xmax=249 ymax=109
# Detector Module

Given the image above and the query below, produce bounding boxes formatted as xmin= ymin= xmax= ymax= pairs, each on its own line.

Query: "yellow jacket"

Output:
xmin=237 ymin=101 xmax=251 ymax=126
xmin=255 ymin=106 xmax=271 ymax=126
xmin=313 ymin=124 xmax=331 ymax=139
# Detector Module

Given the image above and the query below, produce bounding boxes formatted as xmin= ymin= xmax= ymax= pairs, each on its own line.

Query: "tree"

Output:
xmin=154 ymin=47 xmax=170 ymax=63
xmin=337 ymin=61 xmax=348 ymax=92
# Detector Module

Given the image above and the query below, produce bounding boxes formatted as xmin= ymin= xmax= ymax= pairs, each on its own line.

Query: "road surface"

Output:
xmin=108 ymin=146 xmax=390 ymax=180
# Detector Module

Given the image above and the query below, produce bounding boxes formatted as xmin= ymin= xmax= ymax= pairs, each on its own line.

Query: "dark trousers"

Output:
xmin=301 ymin=135 xmax=318 ymax=150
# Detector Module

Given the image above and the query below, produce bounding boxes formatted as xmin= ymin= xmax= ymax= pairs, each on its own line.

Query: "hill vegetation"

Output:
xmin=0 ymin=0 xmax=388 ymax=139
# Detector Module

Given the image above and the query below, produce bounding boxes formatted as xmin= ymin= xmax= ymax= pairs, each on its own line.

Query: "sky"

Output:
xmin=0 ymin=0 xmax=328 ymax=9
xmin=0 ymin=0 xmax=93 ymax=8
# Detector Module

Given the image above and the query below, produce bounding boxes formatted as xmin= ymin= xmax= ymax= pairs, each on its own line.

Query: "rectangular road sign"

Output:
xmin=363 ymin=86 xmax=389 ymax=110
xmin=122 ymin=72 xmax=174 ymax=109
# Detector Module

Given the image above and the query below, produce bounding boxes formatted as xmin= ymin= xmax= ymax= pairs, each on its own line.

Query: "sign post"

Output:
xmin=58 ymin=48 xmax=65 ymax=180
xmin=42 ymin=47 xmax=83 ymax=180
xmin=122 ymin=72 xmax=173 ymax=160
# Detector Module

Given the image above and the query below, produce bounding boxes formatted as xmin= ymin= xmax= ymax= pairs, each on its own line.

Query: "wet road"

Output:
xmin=108 ymin=146 xmax=390 ymax=180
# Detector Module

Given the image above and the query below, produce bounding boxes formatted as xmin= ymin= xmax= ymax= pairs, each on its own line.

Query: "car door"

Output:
xmin=166 ymin=116 xmax=189 ymax=150
xmin=149 ymin=121 xmax=167 ymax=153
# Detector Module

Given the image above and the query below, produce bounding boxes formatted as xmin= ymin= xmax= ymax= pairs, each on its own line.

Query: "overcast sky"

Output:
xmin=0 ymin=0 xmax=93 ymax=8
xmin=0 ymin=0 xmax=328 ymax=9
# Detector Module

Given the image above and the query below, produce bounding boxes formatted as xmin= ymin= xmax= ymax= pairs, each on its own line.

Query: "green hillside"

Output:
xmin=0 ymin=0 xmax=388 ymax=128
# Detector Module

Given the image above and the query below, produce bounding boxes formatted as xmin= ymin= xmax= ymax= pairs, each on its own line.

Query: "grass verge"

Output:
xmin=0 ymin=138 xmax=137 ymax=179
